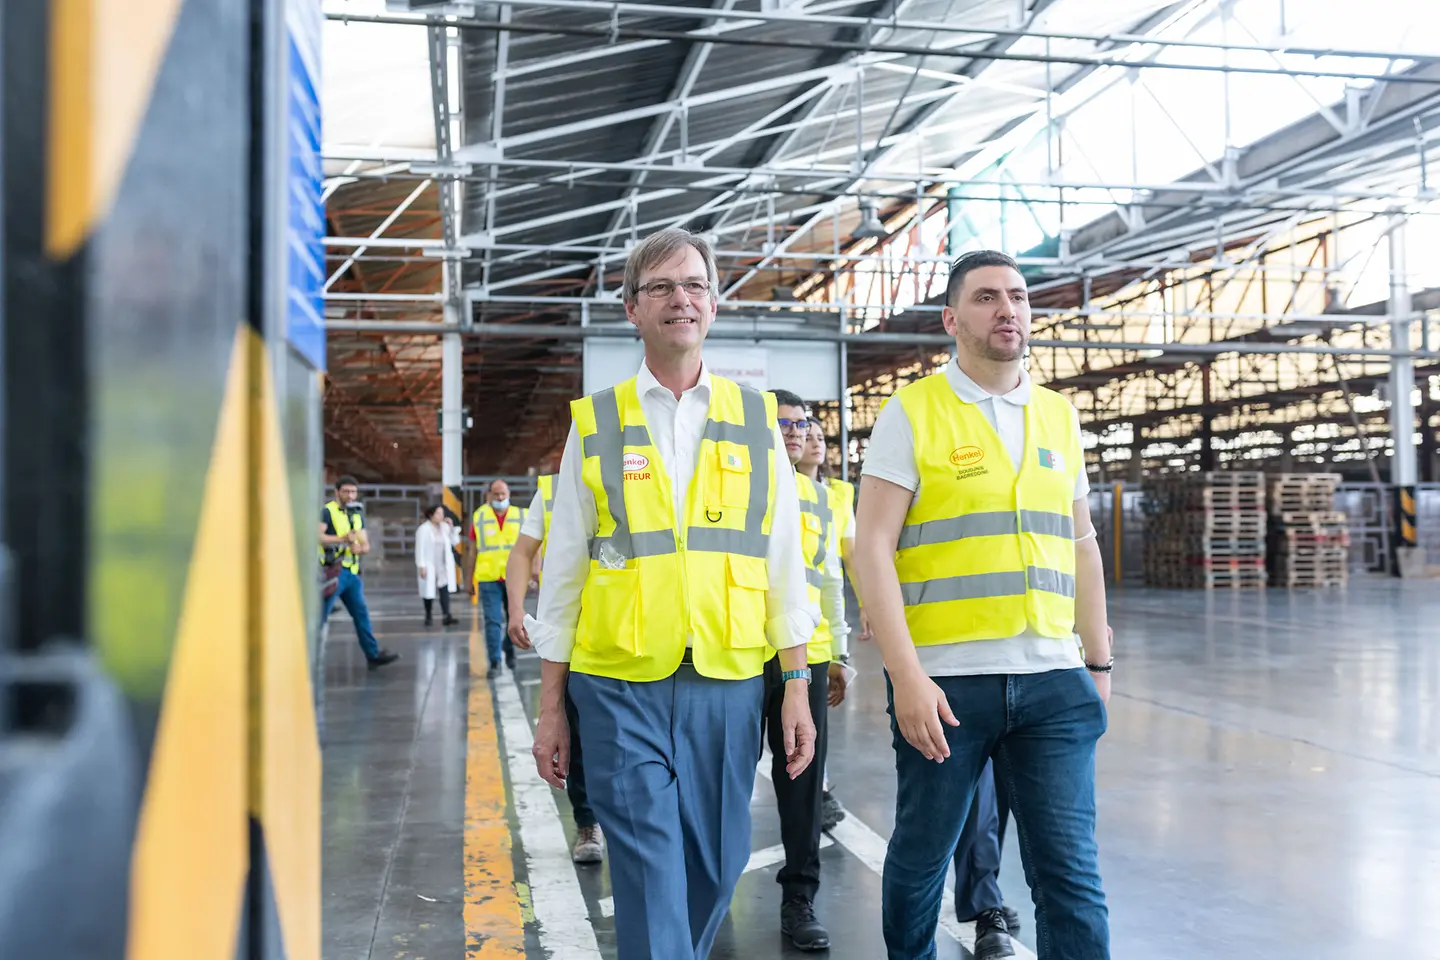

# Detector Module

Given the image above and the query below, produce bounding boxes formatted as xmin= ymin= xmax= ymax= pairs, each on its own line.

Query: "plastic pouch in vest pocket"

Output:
xmin=715 ymin=441 xmax=752 ymax=509
xmin=577 ymin=567 xmax=643 ymax=657
xmin=724 ymin=554 xmax=769 ymax=649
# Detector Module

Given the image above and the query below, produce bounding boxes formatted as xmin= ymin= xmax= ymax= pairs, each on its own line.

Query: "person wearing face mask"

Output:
xmin=518 ymin=228 xmax=819 ymax=960
xmin=852 ymin=250 xmax=1113 ymax=960
xmin=470 ymin=478 xmax=527 ymax=677
xmin=415 ymin=503 xmax=460 ymax=627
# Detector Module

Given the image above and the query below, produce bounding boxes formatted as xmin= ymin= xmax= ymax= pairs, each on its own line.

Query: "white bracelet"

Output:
xmin=1073 ymin=527 xmax=1098 ymax=544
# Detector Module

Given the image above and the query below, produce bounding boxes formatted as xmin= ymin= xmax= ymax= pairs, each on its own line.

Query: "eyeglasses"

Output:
xmin=777 ymin=418 xmax=809 ymax=433
xmin=638 ymin=279 xmax=711 ymax=299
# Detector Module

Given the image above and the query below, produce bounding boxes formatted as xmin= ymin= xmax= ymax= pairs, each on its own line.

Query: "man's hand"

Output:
xmin=858 ymin=611 xmax=873 ymax=642
xmin=1089 ymin=670 xmax=1111 ymax=704
xmin=508 ymin=618 xmax=533 ymax=651
xmin=891 ymin=670 xmax=959 ymax=762
xmin=827 ymin=661 xmax=848 ymax=707
xmin=781 ymin=680 xmax=816 ymax=779
xmin=531 ymin=702 xmax=569 ymax=788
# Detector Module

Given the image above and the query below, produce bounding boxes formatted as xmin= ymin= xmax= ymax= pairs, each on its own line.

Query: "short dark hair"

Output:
xmin=772 ymin=388 xmax=806 ymax=410
xmin=945 ymin=250 xmax=1021 ymax=307
xmin=807 ymin=416 xmax=823 ymax=430
xmin=425 ymin=502 xmax=446 ymax=519
xmin=335 ymin=475 xmax=360 ymax=490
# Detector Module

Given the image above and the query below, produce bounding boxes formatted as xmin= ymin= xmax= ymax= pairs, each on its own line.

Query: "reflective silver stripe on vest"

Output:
xmin=805 ymin=567 xmax=824 ymax=589
xmin=1027 ymin=566 xmax=1075 ymax=597
xmin=590 ymin=528 xmax=677 ymax=560
xmin=896 ymin=509 xmax=1075 ymax=549
xmin=1020 ymin=510 xmax=1074 ymax=539
xmin=685 ymin=387 xmax=772 ymax=557
xmin=588 ymin=388 xmax=640 ymax=560
xmin=801 ymin=485 xmax=833 ymax=570
xmin=900 ymin=570 xmax=1028 ymax=605
xmin=583 ymin=424 xmax=652 ymax=457
xmin=897 ymin=511 xmax=1015 ymax=549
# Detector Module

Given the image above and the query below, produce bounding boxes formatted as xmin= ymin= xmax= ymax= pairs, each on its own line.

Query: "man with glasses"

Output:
xmin=519 ymin=228 xmax=819 ymax=959
xmin=852 ymin=250 xmax=1112 ymax=960
xmin=762 ymin=390 xmax=849 ymax=951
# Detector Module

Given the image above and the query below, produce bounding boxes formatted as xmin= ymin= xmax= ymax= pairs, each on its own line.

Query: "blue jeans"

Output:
xmin=320 ymin=568 xmax=380 ymax=661
xmin=568 ymin=667 xmax=763 ymax=960
xmin=476 ymin=580 xmax=513 ymax=666
xmin=882 ymin=669 xmax=1108 ymax=960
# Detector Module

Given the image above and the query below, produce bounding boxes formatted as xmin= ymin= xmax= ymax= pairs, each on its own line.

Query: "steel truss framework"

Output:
xmin=319 ymin=0 xmax=1440 ymax=479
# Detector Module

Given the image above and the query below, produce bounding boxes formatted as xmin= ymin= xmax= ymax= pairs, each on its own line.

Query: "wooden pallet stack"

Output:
xmin=1268 ymin=474 xmax=1348 ymax=588
xmin=1143 ymin=472 xmax=1268 ymax=588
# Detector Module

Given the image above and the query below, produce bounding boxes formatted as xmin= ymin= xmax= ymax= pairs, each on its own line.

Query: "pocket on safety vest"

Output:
xmin=724 ymin=554 xmax=768 ymax=649
xmin=578 ymin=567 xmax=642 ymax=656
xmin=716 ymin=441 xmax=752 ymax=509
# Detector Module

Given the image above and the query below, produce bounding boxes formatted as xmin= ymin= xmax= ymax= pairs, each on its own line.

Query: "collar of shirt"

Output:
xmin=635 ymin=357 xmax=712 ymax=403
xmin=945 ymin=357 xmax=1032 ymax=407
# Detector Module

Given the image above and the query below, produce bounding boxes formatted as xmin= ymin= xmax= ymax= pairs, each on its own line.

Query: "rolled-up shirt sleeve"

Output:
xmin=530 ymin=424 xmax=595 ymax=662
xmin=766 ymin=425 xmax=822 ymax=650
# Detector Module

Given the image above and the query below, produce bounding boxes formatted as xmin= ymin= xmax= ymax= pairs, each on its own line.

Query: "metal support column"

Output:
xmin=838 ymin=338 xmax=850 ymax=481
xmin=1388 ymin=217 xmax=1420 ymax=573
xmin=441 ymin=306 xmax=464 ymax=500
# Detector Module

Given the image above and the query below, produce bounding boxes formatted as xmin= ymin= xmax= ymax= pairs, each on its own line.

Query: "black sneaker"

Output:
xmin=960 ymin=905 xmax=1021 ymax=933
xmin=487 ymin=661 xmax=501 ymax=678
xmin=780 ymin=896 xmax=829 ymax=952
xmin=505 ymin=649 xmax=516 ymax=670
xmin=973 ymin=907 xmax=1016 ymax=960
xmin=367 ymin=650 xmax=400 ymax=669
xmin=442 ymin=615 xmax=459 ymax=626
xmin=424 ymin=614 xmax=433 ymax=627
xmin=820 ymin=789 xmax=845 ymax=831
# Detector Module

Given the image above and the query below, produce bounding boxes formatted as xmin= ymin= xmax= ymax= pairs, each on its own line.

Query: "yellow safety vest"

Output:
xmin=472 ymin=503 xmax=527 ymax=583
xmin=895 ymin=372 xmax=1081 ymax=645
xmin=766 ymin=474 xmax=834 ymax=665
xmin=537 ymin=473 xmax=557 ymax=545
xmin=320 ymin=500 xmax=362 ymax=574
xmin=827 ymin=477 xmax=856 ymax=542
xmin=570 ymin=374 xmax=779 ymax=682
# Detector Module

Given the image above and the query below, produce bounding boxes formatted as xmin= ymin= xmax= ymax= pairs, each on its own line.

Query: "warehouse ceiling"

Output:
xmin=320 ymin=0 xmax=1440 ymax=481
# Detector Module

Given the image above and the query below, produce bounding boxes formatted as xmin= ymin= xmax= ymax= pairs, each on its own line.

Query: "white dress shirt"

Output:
xmin=861 ymin=359 xmax=1087 ymax=677
xmin=530 ymin=360 xmax=820 ymax=663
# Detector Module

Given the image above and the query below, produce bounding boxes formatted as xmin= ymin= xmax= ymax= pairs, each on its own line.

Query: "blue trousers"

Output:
xmin=882 ymin=669 xmax=1109 ymax=960
xmin=953 ymin=758 xmax=1009 ymax=920
xmin=320 ymin=568 xmax=380 ymax=661
xmin=476 ymin=580 xmax=514 ymax=665
xmin=568 ymin=667 xmax=763 ymax=960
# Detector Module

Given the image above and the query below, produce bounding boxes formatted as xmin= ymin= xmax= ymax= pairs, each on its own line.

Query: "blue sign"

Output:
xmin=285 ymin=0 xmax=326 ymax=370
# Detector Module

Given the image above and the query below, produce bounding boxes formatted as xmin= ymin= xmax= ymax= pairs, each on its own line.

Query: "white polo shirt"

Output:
xmin=861 ymin=359 xmax=1087 ymax=677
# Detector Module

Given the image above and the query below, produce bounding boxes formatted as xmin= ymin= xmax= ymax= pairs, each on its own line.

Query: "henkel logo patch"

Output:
xmin=623 ymin=453 xmax=650 ymax=472
xmin=949 ymin=446 xmax=985 ymax=467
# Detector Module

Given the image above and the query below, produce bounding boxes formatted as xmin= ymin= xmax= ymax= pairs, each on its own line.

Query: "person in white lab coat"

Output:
xmin=415 ymin=504 xmax=460 ymax=626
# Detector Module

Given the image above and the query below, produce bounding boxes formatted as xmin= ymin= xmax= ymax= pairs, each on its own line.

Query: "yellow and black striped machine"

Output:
xmin=2 ymin=1 xmax=325 ymax=956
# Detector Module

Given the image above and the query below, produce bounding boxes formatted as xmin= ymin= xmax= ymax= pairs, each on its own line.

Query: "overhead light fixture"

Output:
xmin=851 ymin=200 xmax=888 ymax=240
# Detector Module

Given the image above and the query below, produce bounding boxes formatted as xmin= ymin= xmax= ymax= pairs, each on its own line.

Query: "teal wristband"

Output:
xmin=781 ymin=668 xmax=812 ymax=684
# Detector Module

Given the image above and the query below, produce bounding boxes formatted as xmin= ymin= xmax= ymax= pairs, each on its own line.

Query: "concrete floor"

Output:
xmin=322 ymin=573 xmax=1440 ymax=960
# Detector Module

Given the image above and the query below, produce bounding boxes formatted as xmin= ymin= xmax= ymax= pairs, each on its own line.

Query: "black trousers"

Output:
xmin=422 ymin=588 xmax=452 ymax=619
xmin=563 ymin=687 xmax=597 ymax=829
xmin=760 ymin=657 xmax=830 ymax=902
xmin=952 ymin=756 xmax=1011 ymax=920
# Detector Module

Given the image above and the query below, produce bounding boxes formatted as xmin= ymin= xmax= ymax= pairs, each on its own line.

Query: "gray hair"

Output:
xmin=622 ymin=228 xmax=719 ymax=304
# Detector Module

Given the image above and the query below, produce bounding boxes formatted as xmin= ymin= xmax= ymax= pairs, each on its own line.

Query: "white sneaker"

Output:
xmin=572 ymin=824 xmax=605 ymax=863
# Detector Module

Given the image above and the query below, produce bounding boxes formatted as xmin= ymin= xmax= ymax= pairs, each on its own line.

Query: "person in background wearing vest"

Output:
xmin=518 ymin=228 xmax=819 ymax=960
xmin=801 ymin=417 xmax=859 ymax=834
xmin=853 ymin=250 xmax=1112 ymax=960
xmin=471 ymin=478 xmax=525 ymax=678
xmin=319 ymin=476 xmax=400 ymax=668
xmin=764 ymin=390 xmax=850 ymax=952
xmin=505 ymin=474 xmax=606 ymax=865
